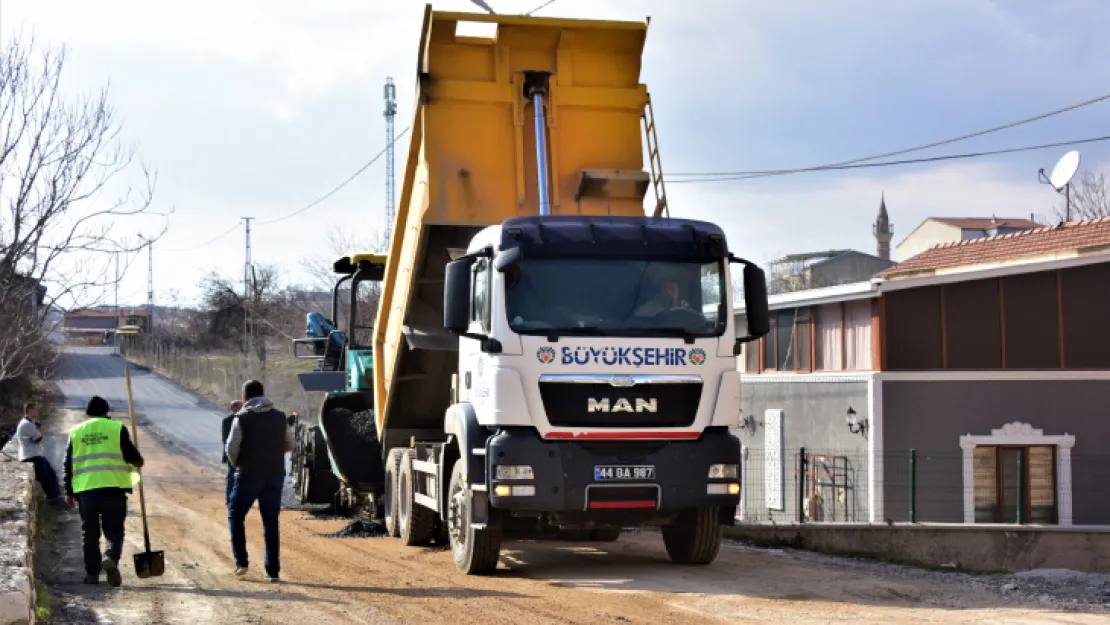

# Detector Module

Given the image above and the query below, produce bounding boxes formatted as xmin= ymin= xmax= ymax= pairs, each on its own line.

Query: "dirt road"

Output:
xmin=36 ymin=349 xmax=1110 ymax=624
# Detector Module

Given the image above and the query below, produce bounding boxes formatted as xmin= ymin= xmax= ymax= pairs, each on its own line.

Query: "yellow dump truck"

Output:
xmin=294 ymin=4 xmax=770 ymax=575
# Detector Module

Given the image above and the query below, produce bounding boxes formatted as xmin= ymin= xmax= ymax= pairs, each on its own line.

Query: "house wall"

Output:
xmin=895 ymin=221 xmax=958 ymax=262
xmin=739 ymin=376 xmax=871 ymax=523
xmin=811 ymin=253 xmax=895 ymax=287
xmin=881 ymin=378 xmax=1110 ymax=524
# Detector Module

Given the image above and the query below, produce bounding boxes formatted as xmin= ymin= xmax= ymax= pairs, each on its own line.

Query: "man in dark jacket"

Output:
xmin=63 ymin=396 xmax=145 ymax=587
xmin=225 ymin=380 xmax=293 ymax=583
xmin=222 ymin=400 xmax=243 ymax=507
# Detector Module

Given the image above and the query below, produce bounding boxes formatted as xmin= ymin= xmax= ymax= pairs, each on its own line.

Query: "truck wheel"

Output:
xmin=590 ymin=527 xmax=622 ymax=542
xmin=662 ymin=507 xmax=722 ymax=565
xmin=398 ymin=449 xmax=435 ymax=546
xmin=447 ymin=458 xmax=501 ymax=574
xmin=383 ymin=448 xmax=405 ymax=537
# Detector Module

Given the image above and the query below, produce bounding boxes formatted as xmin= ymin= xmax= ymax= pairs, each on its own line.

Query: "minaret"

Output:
xmin=873 ymin=193 xmax=893 ymax=261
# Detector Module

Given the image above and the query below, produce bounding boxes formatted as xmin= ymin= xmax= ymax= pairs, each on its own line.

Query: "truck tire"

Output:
xmin=662 ymin=507 xmax=722 ymax=565
xmin=447 ymin=458 xmax=501 ymax=574
xmin=383 ymin=448 xmax=405 ymax=537
xmin=590 ymin=527 xmax=622 ymax=542
xmin=398 ymin=449 xmax=435 ymax=546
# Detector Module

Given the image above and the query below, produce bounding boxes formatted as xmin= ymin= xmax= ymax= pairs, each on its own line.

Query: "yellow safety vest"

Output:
xmin=70 ymin=418 xmax=133 ymax=493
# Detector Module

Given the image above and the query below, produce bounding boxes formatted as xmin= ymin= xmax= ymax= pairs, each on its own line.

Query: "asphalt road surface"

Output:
xmin=55 ymin=346 xmax=229 ymax=464
xmin=34 ymin=347 xmax=1110 ymax=624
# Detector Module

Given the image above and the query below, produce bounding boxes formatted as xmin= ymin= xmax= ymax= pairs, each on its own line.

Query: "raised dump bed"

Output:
xmin=374 ymin=6 xmax=659 ymax=448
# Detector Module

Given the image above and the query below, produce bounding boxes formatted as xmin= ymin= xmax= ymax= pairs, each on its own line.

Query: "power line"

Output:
xmin=161 ymin=223 xmax=242 ymax=252
xmin=666 ymin=134 xmax=1110 ymax=184
xmin=669 ymin=92 xmax=1110 ymax=179
xmin=257 ymin=125 xmax=411 ymax=227
xmin=525 ymin=0 xmax=558 ymax=15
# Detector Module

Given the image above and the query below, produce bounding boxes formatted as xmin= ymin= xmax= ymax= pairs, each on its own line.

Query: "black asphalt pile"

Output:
xmin=324 ymin=519 xmax=388 ymax=538
xmin=320 ymin=409 xmax=384 ymax=485
xmin=348 ymin=410 xmax=378 ymax=441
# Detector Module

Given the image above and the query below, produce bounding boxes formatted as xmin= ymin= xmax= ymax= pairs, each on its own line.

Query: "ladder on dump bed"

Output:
xmin=643 ymin=95 xmax=670 ymax=218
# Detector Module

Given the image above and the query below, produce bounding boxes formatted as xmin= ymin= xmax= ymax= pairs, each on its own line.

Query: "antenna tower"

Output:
xmin=384 ymin=77 xmax=397 ymax=246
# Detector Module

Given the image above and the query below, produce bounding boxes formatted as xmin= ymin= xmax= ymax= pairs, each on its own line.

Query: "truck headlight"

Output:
xmin=708 ymin=464 xmax=739 ymax=479
xmin=495 ymin=465 xmax=534 ymax=480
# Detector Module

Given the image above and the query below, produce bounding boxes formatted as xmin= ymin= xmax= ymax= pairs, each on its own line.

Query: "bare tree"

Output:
xmin=198 ymin=265 xmax=294 ymax=371
xmin=0 ymin=35 xmax=163 ymax=383
xmin=765 ymin=258 xmax=829 ymax=295
xmin=1051 ymin=169 xmax=1110 ymax=222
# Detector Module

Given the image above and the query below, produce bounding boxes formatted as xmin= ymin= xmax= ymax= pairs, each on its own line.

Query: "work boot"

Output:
xmin=266 ymin=575 xmax=280 ymax=583
xmin=234 ymin=566 xmax=248 ymax=577
xmin=102 ymin=557 xmax=122 ymax=588
xmin=82 ymin=574 xmax=99 ymax=585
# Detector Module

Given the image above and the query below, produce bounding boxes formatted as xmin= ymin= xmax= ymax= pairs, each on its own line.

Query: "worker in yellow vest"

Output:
xmin=62 ymin=396 xmax=145 ymax=587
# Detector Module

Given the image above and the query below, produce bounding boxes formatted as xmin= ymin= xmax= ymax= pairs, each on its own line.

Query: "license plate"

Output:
xmin=594 ymin=465 xmax=655 ymax=481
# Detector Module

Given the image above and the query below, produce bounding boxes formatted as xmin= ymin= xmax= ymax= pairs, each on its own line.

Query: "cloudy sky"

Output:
xmin=4 ymin=0 xmax=1109 ymax=307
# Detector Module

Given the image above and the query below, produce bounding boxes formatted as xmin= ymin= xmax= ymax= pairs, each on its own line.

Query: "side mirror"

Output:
xmin=742 ymin=264 xmax=770 ymax=338
xmin=444 ymin=257 xmax=473 ymax=334
xmin=494 ymin=246 xmax=522 ymax=272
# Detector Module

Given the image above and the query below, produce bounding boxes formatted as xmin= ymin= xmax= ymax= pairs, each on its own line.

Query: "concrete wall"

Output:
xmin=881 ymin=379 xmax=1110 ymax=524
xmin=727 ymin=523 xmax=1110 ymax=574
xmin=895 ymin=221 xmax=958 ymax=262
xmin=739 ymin=376 xmax=871 ymax=523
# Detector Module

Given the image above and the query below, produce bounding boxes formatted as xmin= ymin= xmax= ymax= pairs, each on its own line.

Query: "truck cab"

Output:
xmin=439 ymin=214 xmax=769 ymax=570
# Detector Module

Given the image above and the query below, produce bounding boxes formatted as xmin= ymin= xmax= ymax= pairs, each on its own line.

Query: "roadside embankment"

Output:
xmin=0 ymin=439 xmax=36 ymax=625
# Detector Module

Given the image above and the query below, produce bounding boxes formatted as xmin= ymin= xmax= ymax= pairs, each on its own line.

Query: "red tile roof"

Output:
xmin=882 ymin=217 xmax=1110 ymax=279
xmin=930 ymin=217 xmax=1041 ymax=230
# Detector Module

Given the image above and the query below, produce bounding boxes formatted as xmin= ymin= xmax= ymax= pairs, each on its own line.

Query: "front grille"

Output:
xmin=540 ymin=381 xmax=701 ymax=428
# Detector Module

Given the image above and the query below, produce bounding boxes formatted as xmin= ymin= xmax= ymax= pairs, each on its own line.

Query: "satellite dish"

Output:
xmin=1048 ymin=150 xmax=1080 ymax=191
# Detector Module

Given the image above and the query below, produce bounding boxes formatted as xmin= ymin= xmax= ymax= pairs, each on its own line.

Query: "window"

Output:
xmin=944 ymin=278 xmax=1002 ymax=369
xmin=1002 ymin=271 xmax=1059 ymax=369
xmin=1061 ymin=263 xmax=1110 ymax=368
xmin=972 ymin=445 xmax=1057 ymax=524
xmin=504 ymin=257 xmax=726 ymax=338
xmin=885 ymin=286 xmax=943 ymax=370
xmin=760 ymin=307 xmax=812 ymax=372
xmin=471 ymin=259 xmax=490 ymax=332
xmin=811 ymin=301 xmax=872 ymax=371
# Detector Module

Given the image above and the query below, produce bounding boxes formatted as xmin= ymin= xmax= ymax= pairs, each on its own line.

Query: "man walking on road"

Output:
xmin=222 ymin=400 xmax=243 ymax=507
xmin=63 ymin=396 xmax=145 ymax=587
xmin=225 ymin=380 xmax=293 ymax=583
xmin=16 ymin=403 xmax=69 ymax=508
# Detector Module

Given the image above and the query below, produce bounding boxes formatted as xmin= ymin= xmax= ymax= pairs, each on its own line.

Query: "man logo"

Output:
xmin=587 ymin=398 xmax=658 ymax=413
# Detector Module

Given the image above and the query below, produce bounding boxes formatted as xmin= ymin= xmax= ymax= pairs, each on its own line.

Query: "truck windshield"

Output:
xmin=505 ymin=257 xmax=727 ymax=337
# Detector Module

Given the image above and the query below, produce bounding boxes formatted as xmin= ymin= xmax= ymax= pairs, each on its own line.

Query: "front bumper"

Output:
xmin=486 ymin=426 xmax=741 ymax=515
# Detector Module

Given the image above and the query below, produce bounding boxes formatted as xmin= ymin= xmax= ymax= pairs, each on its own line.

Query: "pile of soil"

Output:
xmin=324 ymin=519 xmax=387 ymax=538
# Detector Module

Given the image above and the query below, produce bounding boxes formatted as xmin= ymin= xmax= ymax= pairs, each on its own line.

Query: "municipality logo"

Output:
xmin=689 ymin=348 xmax=707 ymax=365
xmin=536 ymin=346 xmax=556 ymax=364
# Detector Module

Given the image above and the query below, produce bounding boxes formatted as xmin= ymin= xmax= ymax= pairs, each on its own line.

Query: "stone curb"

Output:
xmin=0 ymin=440 xmax=36 ymax=625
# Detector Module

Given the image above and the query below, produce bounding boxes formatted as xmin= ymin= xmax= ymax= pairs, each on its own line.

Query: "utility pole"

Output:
xmin=384 ymin=77 xmax=397 ymax=247
xmin=242 ymin=217 xmax=254 ymax=359
xmin=114 ymin=252 xmax=120 ymax=329
xmin=141 ymin=236 xmax=154 ymax=343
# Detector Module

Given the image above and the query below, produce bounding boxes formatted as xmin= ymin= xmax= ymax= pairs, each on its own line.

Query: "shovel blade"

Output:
xmin=133 ymin=551 xmax=165 ymax=578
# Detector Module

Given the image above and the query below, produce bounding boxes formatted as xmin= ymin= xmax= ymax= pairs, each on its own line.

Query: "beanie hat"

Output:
xmin=86 ymin=396 xmax=111 ymax=417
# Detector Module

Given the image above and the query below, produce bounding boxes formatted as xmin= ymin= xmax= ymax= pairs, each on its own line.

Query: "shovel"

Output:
xmin=124 ymin=365 xmax=165 ymax=578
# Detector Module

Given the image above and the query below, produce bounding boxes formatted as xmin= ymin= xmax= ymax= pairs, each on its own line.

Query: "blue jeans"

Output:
xmin=228 ymin=474 xmax=284 ymax=577
xmin=225 ymin=465 xmax=235 ymax=507
xmin=24 ymin=456 xmax=62 ymax=500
